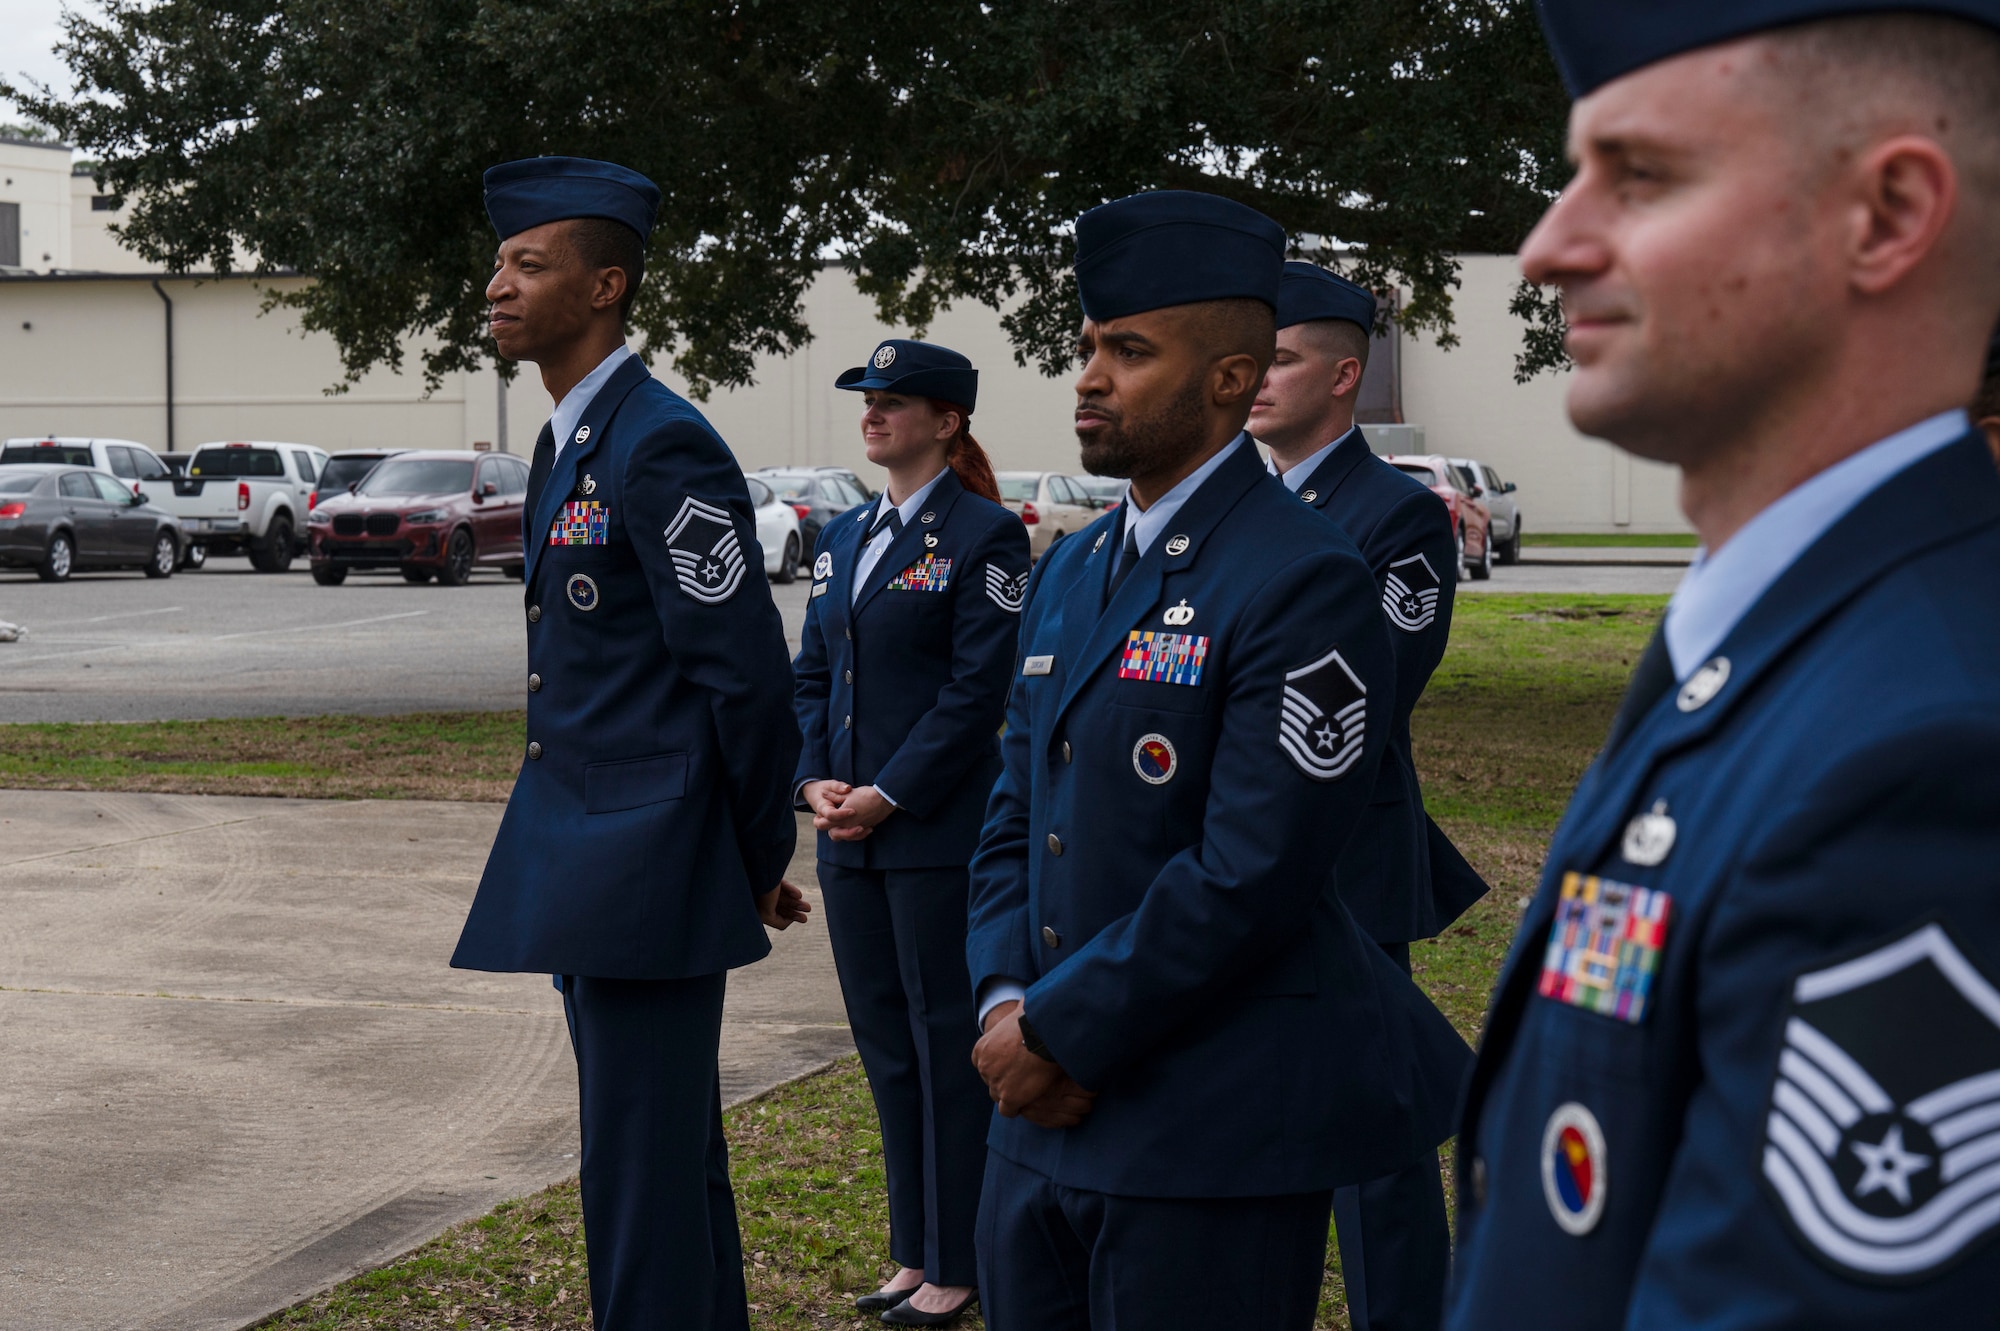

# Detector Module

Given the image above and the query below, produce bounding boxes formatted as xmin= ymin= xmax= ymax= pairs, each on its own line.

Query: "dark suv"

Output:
xmin=313 ymin=450 xmax=406 ymax=509
xmin=306 ymin=450 xmax=530 ymax=586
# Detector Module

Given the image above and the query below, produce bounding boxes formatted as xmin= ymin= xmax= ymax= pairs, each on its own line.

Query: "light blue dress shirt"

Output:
xmin=1663 ymin=410 xmax=1968 ymax=680
xmin=1265 ymin=426 xmax=1357 ymax=493
xmin=550 ymin=345 xmax=636 ymax=461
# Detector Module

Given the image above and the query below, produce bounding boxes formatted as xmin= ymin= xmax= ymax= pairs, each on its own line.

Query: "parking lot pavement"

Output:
xmin=0 ymin=791 xmax=848 ymax=1331
xmin=0 ymin=562 xmax=817 ymax=724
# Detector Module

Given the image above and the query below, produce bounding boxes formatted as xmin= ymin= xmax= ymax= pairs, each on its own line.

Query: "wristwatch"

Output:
xmin=1016 ymin=1010 xmax=1055 ymax=1062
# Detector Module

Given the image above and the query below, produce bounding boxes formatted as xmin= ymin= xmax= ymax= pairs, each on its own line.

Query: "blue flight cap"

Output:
xmin=1275 ymin=262 xmax=1378 ymax=334
xmin=483 ymin=156 xmax=662 ymax=242
xmin=1073 ymin=190 xmax=1286 ymax=322
xmin=835 ymin=339 xmax=978 ymax=410
xmin=1536 ymin=0 xmax=2000 ymax=97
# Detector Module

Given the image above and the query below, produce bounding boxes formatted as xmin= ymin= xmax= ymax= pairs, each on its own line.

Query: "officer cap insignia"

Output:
xmin=1677 ymin=656 xmax=1730 ymax=712
xmin=925 ymin=534 xmax=939 ymax=548
xmin=579 ymin=473 xmax=596 ymax=495
xmin=1093 ymin=531 xmax=1107 ymax=553
xmin=1383 ymin=553 xmax=1441 ymax=633
xmin=1163 ymin=599 xmax=1194 ymax=627
xmin=1132 ymin=733 xmax=1178 ymax=785
xmin=575 ymin=425 xmax=590 ymax=445
xmin=565 ymin=572 xmax=599 ymax=612
xmin=1762 ymin=921 xmax=2000 ymax=1282
xmin=813 ymin=551 xmax=833 ymax=581
xmin=985 ymin=564 xmax=1028 ymax=613
xmin=662 ymin=497 xmax=747 ymax=603
xmin=921 ymin=511 xmax=936 ymax=525
xmin=1622 ymin=800 xmax=1676 ymax=867
xmin=1279 ymin=645 xmax=1366 ymax=781
xmin=873 ymin=344 xmax=897 ymax=369
xmin=1542 ymin=1102 xmax=1608 ymax=1236
xmin=1300 ymin=488 xmax=1318 ymax=503
xmin=1164 ymin=534 xmax=1190 ymax=557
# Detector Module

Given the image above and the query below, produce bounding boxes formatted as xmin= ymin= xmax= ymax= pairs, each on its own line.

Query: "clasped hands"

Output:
xmin=802 ymin=780 xmax=895 ymax=842
xmin=972 ymin=1000 xmax=1098 ymax=1129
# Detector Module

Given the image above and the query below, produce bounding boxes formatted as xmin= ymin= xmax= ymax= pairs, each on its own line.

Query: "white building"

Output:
xmin=0 ymin=137 xmax=1687 ymax=534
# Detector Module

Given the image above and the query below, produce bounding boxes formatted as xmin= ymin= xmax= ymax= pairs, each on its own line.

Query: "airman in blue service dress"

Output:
xmin=791 ymin=340 xmax=1029 ymax=1319
xmin=1447 ymin=5 xmax=2000 ymax=1328
xmin=1271 ymin=265 xmax=1484 ymax=1331
xmin=965 ymin=190 xmax=1470 ymax=1331
xmin=450 ymin=156 xmax=799 ymax=1331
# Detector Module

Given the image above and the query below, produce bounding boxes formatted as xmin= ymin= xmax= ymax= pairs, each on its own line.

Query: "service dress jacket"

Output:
xmin=792 ymin=468 xmax=1032 ymax=869
xmin=1293 ymin=429 xmax=1488 ymax=943
xmin=1446 ymin=433 xmax=2000 ymax=1329
xmin=452 ymin=357 xmax=799 ymax=979
xmin=966 ymin=440 xmax=1471 ymax=1199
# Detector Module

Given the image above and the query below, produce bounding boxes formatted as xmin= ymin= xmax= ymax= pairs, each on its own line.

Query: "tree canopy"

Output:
xmin=9 ymin=1 xmax=1571 ymax=395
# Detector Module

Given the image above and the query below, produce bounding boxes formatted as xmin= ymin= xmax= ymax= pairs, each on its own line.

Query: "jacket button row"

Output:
xmin=527 ymin=604 xmax=541 ymax=623
xmin=527 ymin=741 xmax=542 ymax=760
xmin=1042 ymin=925 xmax=1062 ymax=948
xmin=527 ymin=673 xmax=541 ymax=693
xmin=1046 ymin=832 xmax=1064 ymax=856
xmin=844 ymin=669 xmax=853 ymax=684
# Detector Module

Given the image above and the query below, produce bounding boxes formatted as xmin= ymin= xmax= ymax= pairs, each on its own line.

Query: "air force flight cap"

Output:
xmin=484 ymin=156 xmax=662 ymax=242
xmin=835 ymin=339 xmax=978 ymax=410
xmin=1536 ymin=0 xmax=2000 ymax=97
xmin=1074 ymin=190 xmax=1286 ymax=323
xmin=1275 ymin=262 xmax=1378 ymax=334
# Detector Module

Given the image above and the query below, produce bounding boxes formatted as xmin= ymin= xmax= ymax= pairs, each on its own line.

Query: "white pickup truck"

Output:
xmin=166 ymin=441 xmax=329 ymax=572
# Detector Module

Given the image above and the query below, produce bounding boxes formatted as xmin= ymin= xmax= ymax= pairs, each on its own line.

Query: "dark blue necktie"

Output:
xmin=869 ymin=508 xmax=903 ymax=542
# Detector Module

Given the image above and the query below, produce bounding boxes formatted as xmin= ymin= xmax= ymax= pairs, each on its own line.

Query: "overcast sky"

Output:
xmin=1 ymin=0 xmax=80 ymax=126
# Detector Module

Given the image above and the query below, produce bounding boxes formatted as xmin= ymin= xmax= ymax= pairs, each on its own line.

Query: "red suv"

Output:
xmin=306 ymin=450 xmax=530 ymax=586
xmin=1385 ymin=453 xmax=1494 ymax=581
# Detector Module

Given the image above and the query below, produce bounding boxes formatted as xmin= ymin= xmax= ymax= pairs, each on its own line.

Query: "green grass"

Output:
xmin=1523 ymin=532 xmax=1698 ymax=547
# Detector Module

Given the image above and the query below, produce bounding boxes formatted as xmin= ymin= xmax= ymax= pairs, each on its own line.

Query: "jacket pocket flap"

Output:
xmin=584 ymin=752 xmax=688 ymax=813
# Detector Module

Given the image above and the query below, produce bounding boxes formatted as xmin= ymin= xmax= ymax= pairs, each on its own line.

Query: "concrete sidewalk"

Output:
xmin=1519 ymin=545 xmax=1694 ymax=565
xmin=0 ymin=791 xmax=850 ymax=1331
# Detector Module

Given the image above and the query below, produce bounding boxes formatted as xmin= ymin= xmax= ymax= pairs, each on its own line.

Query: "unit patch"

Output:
xmin=888 ymin=554 xmax=952 ymax=592
xmin=662 ymin=497 xmax=747 ymax=603
xmin=566 ymin=572 xmax=599 ymax=612
xmin=1761 ymin=921 xmax=2000 ymax=1282
xmin=1542 ymin=1103 xmax=1609 ymax=1235
xmin=1278 ymin=645 xmax=1366 ymax=781
xmin=1538 ymin=873 xmax=1671 ymax=1024
xmin=1118 ymin=631 xmax=1209 ymax=687
xmin=814 ymin=551 xmax=833 ymax=580
xmin=1132 ymin=733 xmax=1177 ymax=785
xmin=549 ymin=500 xmax=609 ymax=546
xmin=985 ymin=564 xmax=1028 ymax=612
xmin=1383 ymin=553 xmax=1442 ymax=632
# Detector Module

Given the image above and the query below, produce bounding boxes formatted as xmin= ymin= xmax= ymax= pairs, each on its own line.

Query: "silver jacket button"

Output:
xmin=527 ymin=604 xmax=541 ymax=623
xmin=1042 ymin=925 xmax=1061 ymax=948
xmin=1061 ymin=740 xmax=1072 ymax=763
xmin=844 ymin=669 xmax=853 ymax=683
xmin=1046 ymin=833 xmax=1064 ymax=856
xmin=527 ymin=741 xmax=542 ymax=760
xmin=527 ymin=673 xmax=541 ymax=693
xmin=843 ymin=715 xmax=853 ymax=730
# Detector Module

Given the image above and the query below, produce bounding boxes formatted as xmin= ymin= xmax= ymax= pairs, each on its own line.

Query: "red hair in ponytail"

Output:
xmin=931 ymin=400 xmax=1000 ymax=503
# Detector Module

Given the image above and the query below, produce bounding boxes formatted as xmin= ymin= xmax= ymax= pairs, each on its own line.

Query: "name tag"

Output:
xmin=1538 ymin=872 xmax=1672 ymax=1024
xmin=1022 ymin=655 xmax=1054 ymax=676
xmin=549 ymin=500 xmax=609 ymax=546
xmin=811 ymin=582 xmax=828 ymax=598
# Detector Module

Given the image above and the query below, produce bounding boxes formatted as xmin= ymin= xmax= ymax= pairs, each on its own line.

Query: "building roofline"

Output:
xmin=0 ymin=134 xmax=72 ymax=152
xmin=0 ymin=269 xmax=300 ymax=283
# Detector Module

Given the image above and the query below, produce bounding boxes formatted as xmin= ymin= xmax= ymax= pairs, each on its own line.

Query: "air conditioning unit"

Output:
xmin=1361 ymin=423 xmax=1425 ymax=456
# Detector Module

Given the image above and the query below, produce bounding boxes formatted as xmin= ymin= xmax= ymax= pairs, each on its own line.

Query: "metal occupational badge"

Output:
xmin=1163 ymin=599 xmax=1194 ymax=627
xmin=566 ymin=572 xmax=599 ymax=612
xmin=1279 ymin=645 xmax=1366 ymax=781
xmin=1132 ymin=733 xmax=1177 ymax=785
xmin=662 ymin=497 xmax=747 ymax=604
xmin=985 ymin=565 xmax=1028 ymax=612
xmin=1622 ymin=800 xmax=1677 ymax=866
xmin=579 ymin=473 xmax=596 ymax=495
xmin=1383 ymin=553 xmax=1442 ymax=633
xmin=1762 ymin=921 xmax=2000 ymax=1282
xmin=1538 ymin=873 xmax=1671 ymax=1023
xmin=1542 ymin=1103 xmax=1609 ymax=1236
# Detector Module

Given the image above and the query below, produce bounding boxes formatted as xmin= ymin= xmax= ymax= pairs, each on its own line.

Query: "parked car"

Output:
xmin=757 ymin=468 xmax=870 ymax=550
xmin=1449 ymin=457 xmax=1523 ymax=564
xmin=314 ymin=449 xmax=407 ymax=508
xmin=2 ymin=437 xmax=177 ymax=507
xmin=744 ymin=475 xmax=804 ymax=582
xmin=0 ymin=463 xmax=184 ymax=581
xmin=1071 ymin=475 xmax=1127 ymax=511
xmin=306 ymin=450 xmax=529 ymax=586
xmin=162 ymin=440 xmax=328 ymax=572
xmin=996 ymin=471 xmax=1098 ymax=560
xmin=758 ymin=464 xmax=877 ymax=504
xmin=1385 ymin=453 xmax=1494 ymax=580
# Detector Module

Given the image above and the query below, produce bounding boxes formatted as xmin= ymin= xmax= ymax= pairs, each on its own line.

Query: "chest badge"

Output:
xmin=814 ymin=551 xmax=833 ymax=580
xmin=1132 ymin=733 xmax=1178 ymax=785
xmin=1542 ymin=1103 xmax=1608 ymax=1236
xmin=574 ymin=425 xmax=590 ymax=445
xmin=566 ymin=572 xmax=600 ymax=611
xmin=1677 ymin=656 xmax=1731 ymax=712
xmin=579 ymin=473 xmax=596 ymax=495
xmin=920 ymin=510 xmax=936 ymax=525
xmin=1164 ymin=533 xmax=1190 ymax=557
xmin=1622 ymin=800 xmax=1676 ymax=866
xmin=1539 ymin=872 xmax=1672 ymax=1023
xmin=1300 ymin=488 xmax=1318 ymax=503
xmin=1163 ymin=599 xmax=1195 ymax=627
xmin=925 ymin=533 xmax=939 ymax=548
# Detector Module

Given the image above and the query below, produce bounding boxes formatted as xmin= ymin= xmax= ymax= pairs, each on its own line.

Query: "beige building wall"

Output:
xmin=0 ymin=138 xmax=74 ymax=271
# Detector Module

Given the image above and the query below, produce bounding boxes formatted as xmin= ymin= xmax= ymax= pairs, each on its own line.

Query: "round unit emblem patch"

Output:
xmin=566 ymin=572 xmax=600 ymax=612
xmin=813 ymin=551 xmax=833 ymax=580
xmin=873 ymin=344 xmax=897 ymax=369
xmin=1541 ymin=1102 xmax=1608 ymax=1236
xmin=1132 ymin=733 xmax=1177 ymax=785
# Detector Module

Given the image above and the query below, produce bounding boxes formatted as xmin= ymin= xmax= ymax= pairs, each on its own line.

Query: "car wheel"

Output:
xmin=181 ymin=542 xmax=207 ymax=570
xmin=250 ymin=515 xmax=295 ymax=572
xmin=773 ymin=532 xmax=800 ymax=584
xmin=1501 ymin=517 xmax=1522 ymax=565
xmin=503 ymin=561 xmax=525 ymax=580
xmin=311 ymin=564 xmax=349 ymax=586
xmin=37 ymin=530 xmax=74 ymax=582
xmin=401 ymin=565 xmax=434 ymax=584
xmin=437 ymin=528 xmax=475 ymax=586
xmin=1454 ymin=523 xmax=1466 ymax=574
xmin=143 ymin=530 xmax=178 ymax=579
xmin=1469 ymin=526 xmax=1494 ymax=581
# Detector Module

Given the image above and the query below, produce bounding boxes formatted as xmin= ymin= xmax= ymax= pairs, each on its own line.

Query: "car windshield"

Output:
xmin=997 ymin=476 xmax=1039 ymax=502
xmin=1 ymin=443 xmax=92 ymax=466
xmin=358 ymin=459 xmax=473 ymax=495
xmin=190 ymin=448 xmax=285 ymax=477
xmin=763 ymin=476 xmax=812 ymax=502
xmin=1393 ymin=463 xmax=1439 ymax=484
xmin=0 ymin=472 xmax=43 ymax=493
xmin=320 ymin=455 xmax=388 ymax=491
